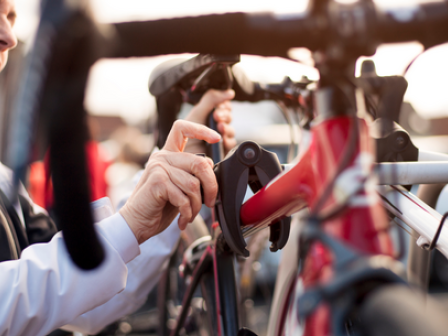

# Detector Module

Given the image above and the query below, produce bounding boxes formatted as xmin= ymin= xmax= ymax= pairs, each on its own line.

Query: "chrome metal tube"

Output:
xmin=378 ymin=185 xmax=448 ymax=260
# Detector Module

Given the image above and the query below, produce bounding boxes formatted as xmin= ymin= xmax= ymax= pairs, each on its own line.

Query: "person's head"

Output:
xmin=0 ymin=0 xmax=16 ymax=72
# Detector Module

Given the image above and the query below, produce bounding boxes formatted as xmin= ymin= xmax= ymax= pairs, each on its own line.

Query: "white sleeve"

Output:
xmin=62 ymin=218 xmax=181 ymax=335
xmin=61 ymin=168 xmax=181 ymax=335
xmin=0 ymin=213 xmax=140 ymax=336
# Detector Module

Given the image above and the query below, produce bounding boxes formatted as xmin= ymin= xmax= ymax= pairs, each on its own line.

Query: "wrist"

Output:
xmin=119 ymin=207 xmax=149 ymax=244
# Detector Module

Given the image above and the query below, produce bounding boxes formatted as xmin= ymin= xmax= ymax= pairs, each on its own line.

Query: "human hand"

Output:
xmin=184 ymin=89 xmax=237 ymax=155
xmin=119 ymin=120 xmax=220 ymax=244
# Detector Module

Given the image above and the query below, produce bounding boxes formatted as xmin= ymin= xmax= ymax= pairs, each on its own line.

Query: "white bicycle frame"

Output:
xmin=281 ymin=149 xmax=448 ymax=258
xmin=377 ymin=150 xmax=448 ymax=259
xmin=268 ymin=149 xmax=448 ymax=335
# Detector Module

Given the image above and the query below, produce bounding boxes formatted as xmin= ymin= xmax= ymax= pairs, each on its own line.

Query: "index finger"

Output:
xmin=164 ymin=120 xmax=221 ymax=153
xmin=162 ymin=152 xmax=217 ymax=207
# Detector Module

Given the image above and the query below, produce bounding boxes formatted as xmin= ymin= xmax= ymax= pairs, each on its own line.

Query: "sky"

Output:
xmin=12 ymin=0 xmax=448 ymax=123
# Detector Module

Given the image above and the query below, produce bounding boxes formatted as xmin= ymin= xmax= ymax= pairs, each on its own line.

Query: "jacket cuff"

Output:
xmin=96 ymin=213 xmax=140 ymax=264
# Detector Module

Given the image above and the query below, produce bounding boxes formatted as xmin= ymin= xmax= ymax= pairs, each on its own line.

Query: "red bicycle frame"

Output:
xmin=240 ymin=113 xmax=395 ymax=335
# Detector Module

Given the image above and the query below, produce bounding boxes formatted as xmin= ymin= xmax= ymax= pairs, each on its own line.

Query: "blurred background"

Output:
xmin=4 ymin=0 xmax=448 ymax=154
xmin=1 ymin=0 xmax=448 ymax=335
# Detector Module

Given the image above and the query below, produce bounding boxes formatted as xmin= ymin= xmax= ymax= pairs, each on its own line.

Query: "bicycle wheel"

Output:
xmin=358 ymin=285 xmax=448 ymax=336
xmin=157 ymin=216 xmax=217 ymax=336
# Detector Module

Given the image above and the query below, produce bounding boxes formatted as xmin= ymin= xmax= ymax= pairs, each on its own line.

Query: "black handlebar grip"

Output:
xmin=109 ymin=4 xmax=448 ymax=59
xmin=30 ymin=0 xmax=107 ymax=271
xmin=50 ymin=158 xmax=105 ymax=271
xmin=49 ymin=100 xmax=105 ymax=270
xmin=110 ymin=12 xmax=312 ymax=59
xmin=206 ymin=111 xmax=224 ymax=164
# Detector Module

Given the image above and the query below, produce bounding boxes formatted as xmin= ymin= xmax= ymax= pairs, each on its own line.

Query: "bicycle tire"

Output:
xmin=157 ymin=217 xmax=218 ymax=336
xmin=157 ymin=241 xmax=182 ymax=336
xmin=358 ymin=285 xmax=448 ymax=336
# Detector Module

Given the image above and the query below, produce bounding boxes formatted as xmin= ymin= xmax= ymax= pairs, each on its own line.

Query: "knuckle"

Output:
xmin=193 ymin=157 xmax=210 ymax=174
xmin=206 ymin=89 xmax=221 ymax=103
xmin=209 ymin=179 xmax=218 ymax=192
xmin=151 ymin=160 xmax=164 ymax=168
xmin=150 ymin=182 xmax=166 ymax=200
xmin=187 ymin=178 xmax=200 ymax=192
xmin=147 ymin=162 xmax=166 ymax=177
xmin=208 ymin=88 xmax=219 ymax=97
xmin=149 ymin=165 xmax=169 ymax=181
xmin=179 ymin=197 xmax=191 ymax=209
xmin=148 ymin=152 xmax=166 ymax=164
xmin=151 ymin=174 xmax=169 ymax=190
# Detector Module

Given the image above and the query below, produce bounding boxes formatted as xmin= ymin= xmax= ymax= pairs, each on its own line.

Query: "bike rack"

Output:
xmin=425 ymin=212 xmax=448 ymax=251
xmin=214 ymin=141 xmax=291 ymax=257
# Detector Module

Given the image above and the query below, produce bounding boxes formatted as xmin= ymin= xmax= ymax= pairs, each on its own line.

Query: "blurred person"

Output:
xmin=82 ymin=117 xmax=111 ymax=201
xmin=0 ymin=0 xmax=237 ymax=335
xmin=29 ymin=117 xmax=111 ymax=210
xmin=27 ymin=160 xmax=46 ymax=207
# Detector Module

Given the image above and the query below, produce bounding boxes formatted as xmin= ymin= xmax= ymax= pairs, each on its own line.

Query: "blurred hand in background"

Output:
xmin=184 ymin=89 xmax=236 ymax=155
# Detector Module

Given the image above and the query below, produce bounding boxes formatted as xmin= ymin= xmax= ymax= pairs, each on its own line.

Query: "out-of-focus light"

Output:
xmin=356 ymin=42 xmax=424 ymax=77
xmin=84 ymin=56 xmax=180 ymax=125
xmin=239 ymin=55 xmax=319 ymax=83
xmin=13 ymin=0 xmax=40 ymax=43
xmin=405 ymin=43 xmax=448 ymax=118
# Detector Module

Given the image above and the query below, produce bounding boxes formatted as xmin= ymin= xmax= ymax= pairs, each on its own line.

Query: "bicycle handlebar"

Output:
xmin=109 ymin=1 xmax=448 ymax=59
xmin=110 ymin=12 xmax=306 ymax=58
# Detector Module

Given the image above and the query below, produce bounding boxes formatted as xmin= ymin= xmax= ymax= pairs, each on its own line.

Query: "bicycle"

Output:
xmin=8 ymin=0 xmax=448 ymax=335
xmin=146 ymin=2 xmax=448 ymax=335
xmin=149 ymin=59 xmax=448 ymax=335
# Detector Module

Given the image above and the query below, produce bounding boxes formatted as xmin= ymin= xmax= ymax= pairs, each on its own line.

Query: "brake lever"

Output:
xmin=213 ymin=141 xmax=291 ymax=257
